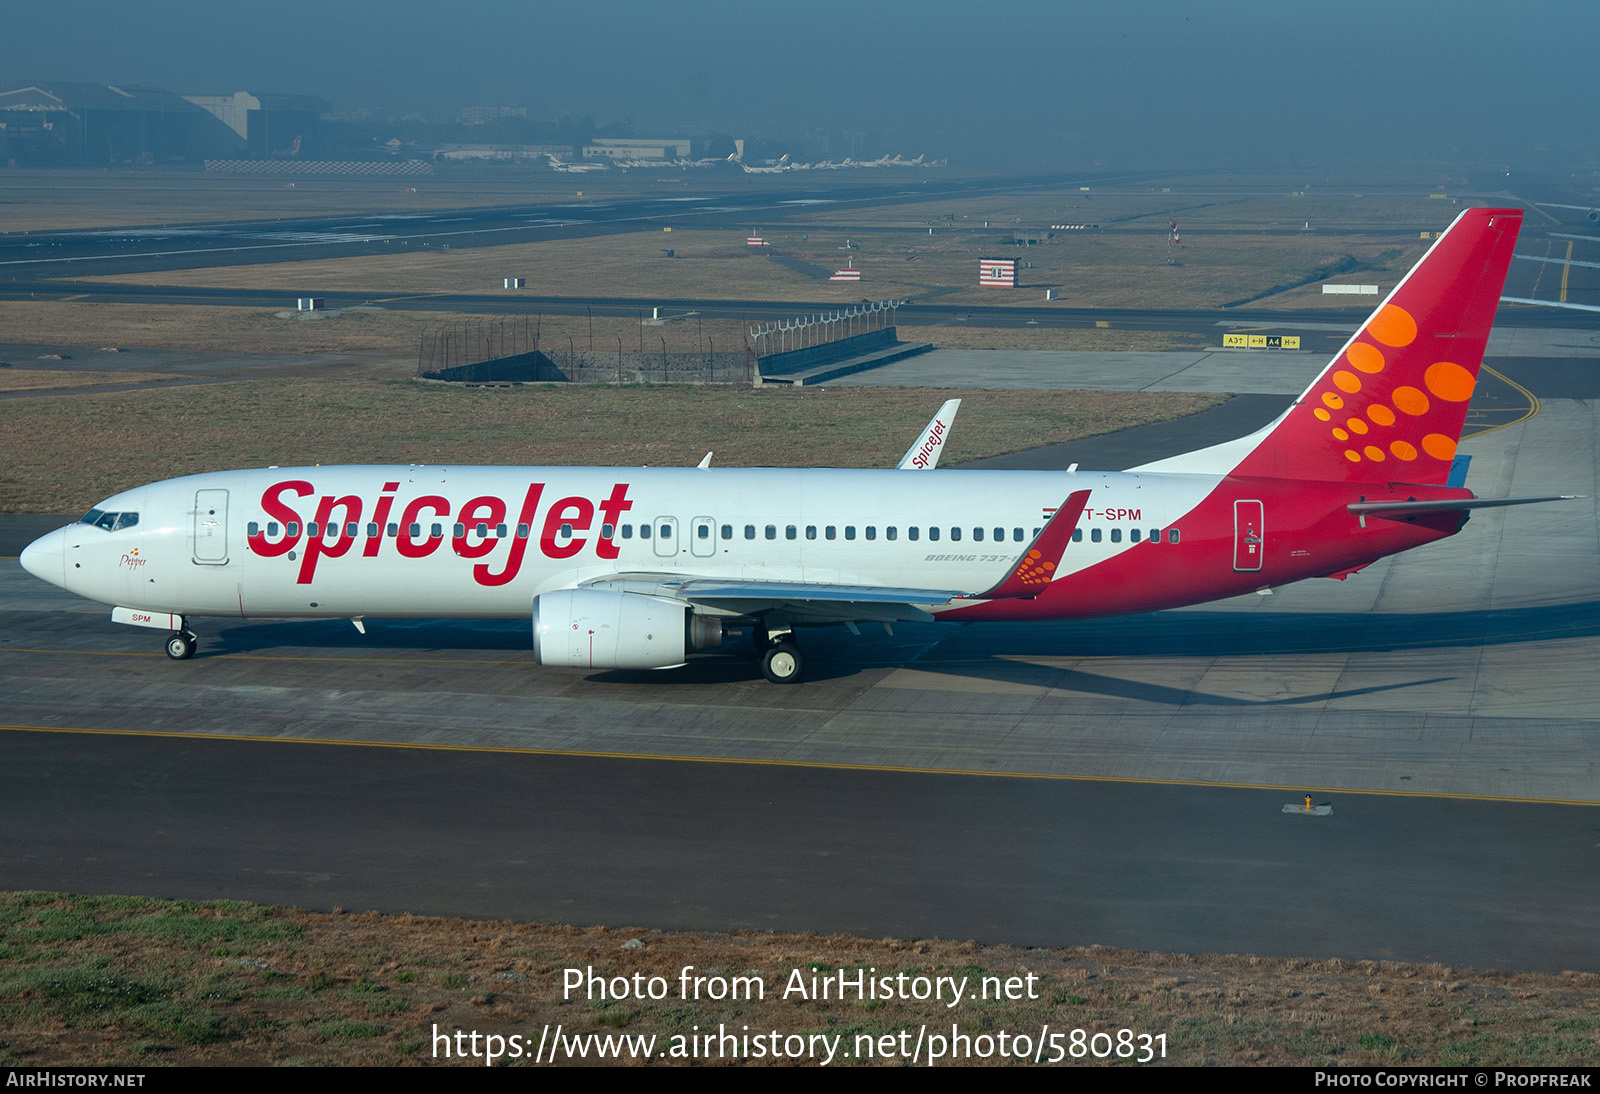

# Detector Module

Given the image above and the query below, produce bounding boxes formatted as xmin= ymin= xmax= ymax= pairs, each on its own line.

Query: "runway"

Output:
xmin=3 ymin=349 xmax=1598 ymax=971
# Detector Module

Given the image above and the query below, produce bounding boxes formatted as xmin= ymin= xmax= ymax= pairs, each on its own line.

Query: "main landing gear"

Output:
xmin=753 ymin=620 xmax=804 ymax=684
xmin=165 ymin=629 xmax=197 ymax=660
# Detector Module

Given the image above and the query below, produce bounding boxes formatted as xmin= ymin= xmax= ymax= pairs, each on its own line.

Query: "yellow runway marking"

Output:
xmin=1561 ymin=240 xmax=1573 ymax=303
xmin=1 ymin=722 xmax=1595 ymax=809
xmin=1468 ymin=363 xmax=1540 ymax=440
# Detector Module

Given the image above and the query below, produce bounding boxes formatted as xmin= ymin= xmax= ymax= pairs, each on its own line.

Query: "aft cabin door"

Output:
xmin=1233 ymin=499 xmax=1263 ymax=572
xmin=193 ymin=489 xmax=230 ymax=565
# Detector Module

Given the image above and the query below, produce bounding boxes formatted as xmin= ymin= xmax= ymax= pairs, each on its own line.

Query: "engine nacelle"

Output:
xmin=532 ymin=588 xmax=722 ymax=670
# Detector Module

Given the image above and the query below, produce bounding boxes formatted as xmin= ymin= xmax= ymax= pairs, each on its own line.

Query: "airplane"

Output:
xmin=19 ymin=207 xmax=1576 ymax=684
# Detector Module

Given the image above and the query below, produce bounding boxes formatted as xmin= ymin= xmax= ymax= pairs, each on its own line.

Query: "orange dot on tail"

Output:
xmin=1027 ymin=549 xmax=1040 ymax=560
xmin=1333 ymin=371 xmax=1361 ymax=394
xmin=1344 ymin=450 xmax=1361 ymax=462
xmin=1347 ymin=342 xmax=1385 ymax=373
xmin=1390 ymin=440 xmax=1418 ymax=460
xmin=1323 ymin=392 xmax=1344 ymax=410
xmin=1347 ymin=418 xmax=1368 ymax=435
xmin=1363 ymin=446 xmax=1385 ymax=462
xmin=1422 ymin=433 xmax=1457 ymax=460
xmin=1333 ymin=428 xmax=1349 ymax=441
xmin=1314 ymin=408 xmax=1331 ymax=421
xmin=1425 ymin=361 xmax=1475 ymax=402
xmin=1368 ymin=404 xmax=1396 ymax=427
xmin=1392 ymin=386 xmax=1430 ymax=416
xmin=1368 ymin=304 xmax=1417 ymax=347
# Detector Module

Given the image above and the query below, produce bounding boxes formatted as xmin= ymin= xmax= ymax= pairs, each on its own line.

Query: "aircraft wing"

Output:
xmin=579 ymin=574 xmax=961 ymax=623
xmin=578 ymin=489 xmax=1093 ymax=623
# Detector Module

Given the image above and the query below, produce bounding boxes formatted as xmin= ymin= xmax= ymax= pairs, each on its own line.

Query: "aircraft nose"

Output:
xmin=19 ymin=527 xmax=67 ymax=589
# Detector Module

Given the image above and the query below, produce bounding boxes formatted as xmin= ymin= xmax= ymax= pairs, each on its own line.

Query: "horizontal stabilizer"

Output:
xmin=1348 ymin=495 xmax=1580 ymax=520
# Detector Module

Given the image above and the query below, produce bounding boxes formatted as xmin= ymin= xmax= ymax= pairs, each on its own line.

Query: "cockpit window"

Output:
xmin=79 ymin=509 xmax=138 ymax=532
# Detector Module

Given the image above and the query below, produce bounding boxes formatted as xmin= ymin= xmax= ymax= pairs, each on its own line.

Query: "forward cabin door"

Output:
xmin=193 ymin=489 xmax=230 ymax=565
xmin=1233 ymin=499 xmax=1263 ymax=572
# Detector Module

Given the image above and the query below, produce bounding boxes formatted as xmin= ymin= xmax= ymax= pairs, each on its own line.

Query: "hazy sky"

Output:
xmin=8 ymin=1 xmax=1597 ymax=167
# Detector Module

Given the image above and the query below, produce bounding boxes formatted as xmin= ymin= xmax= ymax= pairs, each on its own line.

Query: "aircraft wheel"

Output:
xmin=761 ymin=642 xmax=803 ymax=684
xmin=165 ymin=631 xmax=196 ymax=661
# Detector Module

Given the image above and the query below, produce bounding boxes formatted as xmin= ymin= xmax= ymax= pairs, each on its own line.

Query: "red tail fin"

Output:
xmin=1146 ymin=207 xmax=1523 ymax=484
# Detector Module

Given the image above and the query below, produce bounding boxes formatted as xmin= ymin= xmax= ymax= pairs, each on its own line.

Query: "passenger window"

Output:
xmin=928 ymin=527 xmax=939 ymax=541
xmin=365 ymin=523 xmax=377 ymax=537
xmin=518 ymin=524 xmax=530 ymax=539
xmin=745 ymin=525 xmax=756 ymax=540
xmin=1150 ymin=528 xmax=1160 ymax=542
xmin=765 ymin=525 xmax=776 ymax=540
xmin=658 ymin=523 xmax=672 ymax=539
xmin=430 ymin=523 xmax=443 ymax=539
xmin=1169 ymin=528 xmax=1181 ymax=544
xmin=973 ymin=528 xmax=984 ymax=542
xmin=721 ymin=524 xmax=732 ymax=539
xmin=887 ymin=527 xmax=897 ymax=540
xmin=909 ymin=527 xmax=919 ymax=541
xmin=806 ymin=526 xmax=817 ymax=540
xmin=600 ymin=523 xmax=613 ymax=538
xmin=621 ymin=524 xmax=633 ymax=539
xmin=865 ymin=526 xmax=876 ymax=540
xmin=995 ymin=528 xmax=1005 ymax=542
xmin=1072 ymin=529 xmax=1083 ymax=542
xmin=388 ymin=523 xmax=399 ymax=537
xmin=1110 ymin=528 xmax=1121 ymax=543
xmin=248 ymin=521 xmax=260 ymax=537
xmin=640 ymin=524 xmax=652 ymax=540
xmin=409 ymin=523 xmax=421 ymax=537
xmin=698 ymin=524 xmax=710 ymax=539
xmin=480 ymin=523 xmax=492 ymax=537
xmin=1131 ymin=528 xmax=1142 ymax=543
xmin=844 ymin=526 xmax=856 ymax=540
xmin=950 ymin=527 xmax=961 ymax=541
xmin=1013 ymin=528 xmax=1024 ymax=541
xmin=269 ymin=522 xmax=281 ymax=536
xmin=308 ymin=522 xmax=321 ymax=537
xmin=826 ymin=526 xmax=836 ymax=540
xmin=785 ymin=525 xmax=796 ymax=540
xmin=453 ymin=523 xmax=466 ymax=537
xmin=1091 ymin=528 xmax=1102 ymax=543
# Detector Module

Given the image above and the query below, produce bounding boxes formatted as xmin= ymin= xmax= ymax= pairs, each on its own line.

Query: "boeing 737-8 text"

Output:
xmin=20 ymin=207 xmax=1570 ymax=682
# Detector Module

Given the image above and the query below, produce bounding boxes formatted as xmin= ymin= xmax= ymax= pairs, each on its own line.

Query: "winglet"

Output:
xmin=897 ymin=399 xmax=961 ymax=469
xmin=969 ymin=489 xmax=1091 ymax=599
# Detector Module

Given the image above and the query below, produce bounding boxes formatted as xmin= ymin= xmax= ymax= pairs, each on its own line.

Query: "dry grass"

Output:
xmin=0 ymin=368 xmax=186 ymax=392
xmin=80 ymin=223 xmax=1429 ymax=312
xmin=0 ymin=381 xmax=1222 ymax=513
xmin=0 ymin=301 xmax=762 ymax=365
xmin=88 ymin=229 xmax=872 ymax=304
xmin=2 ymin=892 xmax=1595 ymax=1067
xmin=0 ymin=173 xmax=594 ymax=233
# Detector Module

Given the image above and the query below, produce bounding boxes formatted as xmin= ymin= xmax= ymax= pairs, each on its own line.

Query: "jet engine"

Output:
xmin=532 ymin=588 xmax=722 ymax=670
